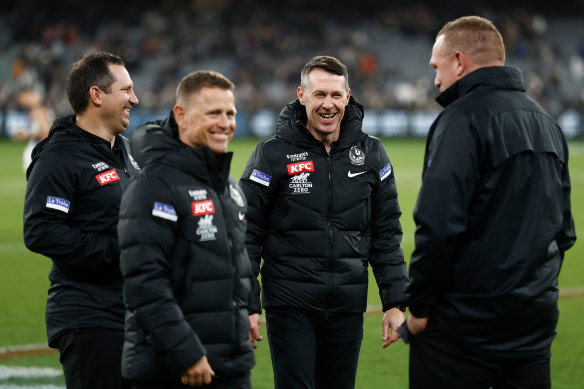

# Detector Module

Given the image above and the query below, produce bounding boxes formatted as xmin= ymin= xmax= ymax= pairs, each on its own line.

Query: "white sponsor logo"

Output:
xmin=91 ymin=161 xmax=109 ymax=172
xmin=196 ymin=214 xmax=218 ymax=241
xmin=189 ymin=189 xmax=208 ymax=201
xmin=238 ymin=212 xmax=245 ymax=221
xmin=289 ymin=172 xmax=312 ymax=194
xmin=348 ymin=171 xmax=366 ymax=178
xmin=286 ymin=151 xmax=309 ymax=162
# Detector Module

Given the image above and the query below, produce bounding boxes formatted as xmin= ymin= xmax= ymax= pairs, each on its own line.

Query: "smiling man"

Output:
xmin=240 ymin=56 xmax=408 ymax=389
xmin=23 ymin=52 xmax=140 ymax=389
xmin=117 ymin=70 xmax=256 ymax=388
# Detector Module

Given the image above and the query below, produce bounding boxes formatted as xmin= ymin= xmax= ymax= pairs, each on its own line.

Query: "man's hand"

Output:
xmin=381 ymin=307 xmax=405 ymax=348
xmin=249 ymin=313 xmax=263 ymax=349
xmin=181 ymin=355 xmax=215 ymax=387
xmin=406 ymin=312 xmax=428 ymax=335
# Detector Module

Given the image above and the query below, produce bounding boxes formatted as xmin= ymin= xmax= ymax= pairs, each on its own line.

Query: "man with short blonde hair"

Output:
xmin=401 ymin=15 xmax=576 ymax=389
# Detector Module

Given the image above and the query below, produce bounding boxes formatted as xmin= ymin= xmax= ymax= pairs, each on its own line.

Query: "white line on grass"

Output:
xmin=0 ymin=386 xmax=64 ymax=389
xmin=0 ymin=366 xmax=62 ymax=380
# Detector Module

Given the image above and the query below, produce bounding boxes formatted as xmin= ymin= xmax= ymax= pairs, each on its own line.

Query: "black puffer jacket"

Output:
xmin=240 ymin=97 xmax=408 ymax=315
xmin=118 ymin=113 xmax=255 ymax=385
xmin=407 ymin=66 xmax=577 ymax=357
xmin=23 ymin=115 xmax=140 ymax=346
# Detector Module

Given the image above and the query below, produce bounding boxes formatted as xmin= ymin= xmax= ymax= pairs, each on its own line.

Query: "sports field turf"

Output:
xmin=1 ymin=138 xmax=582 ymax=388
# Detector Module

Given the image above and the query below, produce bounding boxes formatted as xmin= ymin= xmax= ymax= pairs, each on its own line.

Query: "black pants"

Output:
xmin=58 ymin=327 xmax=129 ymax=389
xmin=409 ymin=322 xmax=551 ymax=389
xmin=130 ymin=371 xmax=251 ymax=389
xmin=265 ymin=308 xmax=363 ymax=389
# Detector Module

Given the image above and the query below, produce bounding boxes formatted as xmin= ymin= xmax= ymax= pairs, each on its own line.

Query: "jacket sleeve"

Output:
xmin=23 ymin=150 xmax=119 ymax=270
xmin=557 ymin=142 xmax=576 ymax=256
xmin=407 ymin=115 xmax=480 ymax=317
xmin=369 ymin=140 xmax=408 ymax=311
xmin=118 ymin=177 xmax=205 ymax=375
xmin=238 ymin=142 xmax=276 ymax=314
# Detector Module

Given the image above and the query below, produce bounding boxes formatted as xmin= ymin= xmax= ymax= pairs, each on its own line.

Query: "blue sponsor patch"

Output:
xmin=379 ymin=162 xmax=392 ymax=181
xmin=152 ymin=201 xmax=178 ymax=222
xmin=45 ymin=196 xmax=70 ymax=213
xmin=249 ymin=169 xmax=271 ymax=187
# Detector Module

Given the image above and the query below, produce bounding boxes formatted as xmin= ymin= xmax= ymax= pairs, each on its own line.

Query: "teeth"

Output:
xmin=321 ymin=113 xmax=335 ymax=118
xmin=211 ymin=133 xmax=228 ymax=140
xmin=123 ymin=108 xmax=130 ymax=114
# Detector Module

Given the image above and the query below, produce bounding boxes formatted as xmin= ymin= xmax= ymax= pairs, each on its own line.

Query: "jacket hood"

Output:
xmin=130 ymin=111 xmax=232 ymax=187
xmin=436 ymin=66 xmax=526 ymax=108
xmin=27 ymin=115 xmax=82 ymax=178
xmin=275 ymin=96 xmax=367 ymax=149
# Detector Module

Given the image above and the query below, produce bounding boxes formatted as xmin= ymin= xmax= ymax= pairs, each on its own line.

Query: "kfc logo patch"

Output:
xmin=287 ymin=161 xmax=314 ymax=175
xmin=192 ymin=200 xmax=215 ymax=216
xmin=95 ymin=169 xmax=120 ymax=186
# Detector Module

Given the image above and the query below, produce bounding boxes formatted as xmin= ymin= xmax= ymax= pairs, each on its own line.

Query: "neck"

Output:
xmin=306 ymin=127 xmax=338 ymax=154
xmin=75 ymin=114 xmax=116 ymax=148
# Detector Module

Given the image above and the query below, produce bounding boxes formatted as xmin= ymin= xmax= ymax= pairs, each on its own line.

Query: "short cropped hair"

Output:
xmin=437 ymin=15 xmax=505 ymax=65
xmin=300 ymin=55 xmax=349 ymax=91
xmin=176 ymin=70 xmax=235 ymax=105
xmin=66 ymin=52 xmax=125 ymax=114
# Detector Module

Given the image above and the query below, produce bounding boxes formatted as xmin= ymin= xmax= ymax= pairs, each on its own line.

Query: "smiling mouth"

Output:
xmin=320 ymin=113 xmax=336 ymax=119
xmin=210 ymin=132 xmax=229 ymax=140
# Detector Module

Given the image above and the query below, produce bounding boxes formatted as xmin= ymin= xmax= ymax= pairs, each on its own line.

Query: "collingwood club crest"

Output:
xmin=349 ymin=146 xmax=365 ymax=166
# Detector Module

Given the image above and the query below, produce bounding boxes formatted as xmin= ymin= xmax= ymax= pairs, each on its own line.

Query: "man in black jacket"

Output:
xmin=401 ymin=16 xmax=576 ymax=388
xmin=118 ymin=70 xmax=256 ymax=388
xmin=240 ymin=56 xmax=408 ymax=389
xmin=23 ymin=52 xmax=140 ymax=389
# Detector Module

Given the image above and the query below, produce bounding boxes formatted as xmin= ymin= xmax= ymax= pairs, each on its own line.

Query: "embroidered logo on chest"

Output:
xmin=287 ymin=161 xmax=314 ymax=175
xmin=191 ymin=199 xmax=215 ymax=216
xmin=95 ymin=169 xmax=120 ymax=186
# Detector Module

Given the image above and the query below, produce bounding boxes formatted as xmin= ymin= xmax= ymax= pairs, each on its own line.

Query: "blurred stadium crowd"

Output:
xmin=1 ymin=0 xmax=583 ymax=139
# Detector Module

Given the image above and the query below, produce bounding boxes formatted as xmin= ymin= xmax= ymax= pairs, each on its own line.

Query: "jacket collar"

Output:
xmin=275 ymin=96 xmax=367 ymax=152
xmin=131 ymin=111 xmax=232 ymax=190
xmin=436 ymin=66 xmax=526 ymax=108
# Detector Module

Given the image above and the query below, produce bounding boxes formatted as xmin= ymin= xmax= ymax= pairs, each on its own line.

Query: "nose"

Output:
xmin=130 ymin=90 xmax=139 ymax=106
xmin=323 ymin=96 xmax=334 ymax=109
xmin=218 ymin=113 xmax=233 ymax=129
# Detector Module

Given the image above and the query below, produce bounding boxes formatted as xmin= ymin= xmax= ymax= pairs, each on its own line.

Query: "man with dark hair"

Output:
xmin=118 ymin=70 xmax=256 ymax=388
xmin=240 ymin=55 xmax=408 ymax=389
xmin=400 ymin=16 xmax=576 ymax=388
xmin=23 ymin=51 xmax=139 ymax=389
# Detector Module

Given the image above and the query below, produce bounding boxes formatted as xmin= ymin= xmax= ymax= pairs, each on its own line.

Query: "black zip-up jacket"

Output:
xmin=407 ymin=66 xmax=576 ymax=357
xmin=240 ymin=97 xmax=408 ymax=315
xmin=23 ymin=115 xmax=140 ymax=346
xmin=118 ymin=113 xmax=255 ymax=385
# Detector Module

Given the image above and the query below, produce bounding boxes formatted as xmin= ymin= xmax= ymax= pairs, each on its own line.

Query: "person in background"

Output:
xmin=400 ymin=15 xmax=576 ymax=388
xmin=240 ymin=55 xmax=408 ymax=389
xmin=9 ymin=88 xmax=53 ymax=171
xmin=23 ymin=51 xmax=140 ymax=389
xmin=118 ymin=70 xmax=256 ymax=388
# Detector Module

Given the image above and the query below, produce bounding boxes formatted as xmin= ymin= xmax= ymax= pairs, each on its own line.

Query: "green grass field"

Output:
xmin=1 ymin=138 xmax=582 ymax=388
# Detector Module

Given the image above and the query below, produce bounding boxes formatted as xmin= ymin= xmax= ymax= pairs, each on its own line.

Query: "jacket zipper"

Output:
xmin=326 ymin=156 xmax=334 ymax=318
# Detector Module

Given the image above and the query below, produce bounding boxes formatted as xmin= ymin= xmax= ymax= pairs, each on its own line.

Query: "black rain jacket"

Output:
xmin=23 ymin=115 xmax=140 ymax=346
xmin=407 ymin=66 xmax=577 ymax=358
xmin=118 ymin=112 xmax=255 ymax=385
xmin=240 ymin=97 xmax=408 ymax=315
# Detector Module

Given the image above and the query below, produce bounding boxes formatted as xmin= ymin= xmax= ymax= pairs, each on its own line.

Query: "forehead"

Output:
xmin=306 ymin=68 xmax=347 ymax=91
xmin=108 ymin=64 xmax=132 ymax=85
xmin=187 ymin=87 xmax=235 ymax=109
